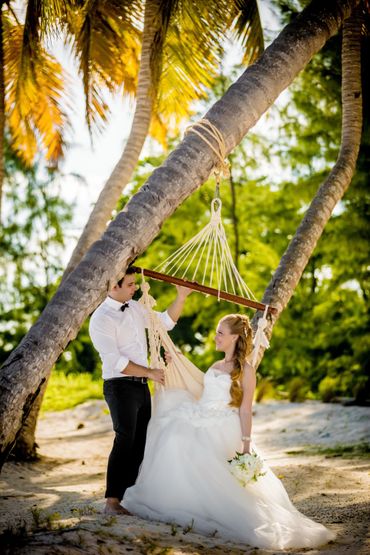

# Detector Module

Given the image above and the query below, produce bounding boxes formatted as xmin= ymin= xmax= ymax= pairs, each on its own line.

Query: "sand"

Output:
xmin=0 ymin=399 xmax=369 ymax=554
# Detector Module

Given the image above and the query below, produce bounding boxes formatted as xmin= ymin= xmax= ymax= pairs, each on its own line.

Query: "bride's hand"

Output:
xmin=242 ymin=440 xmax=251 ymax=455
xmin=164 ymin=351 xmax=172 ymax=364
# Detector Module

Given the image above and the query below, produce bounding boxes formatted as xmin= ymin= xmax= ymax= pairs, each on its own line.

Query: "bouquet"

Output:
xmin=228 ymin=451 xmax=265 ymax=486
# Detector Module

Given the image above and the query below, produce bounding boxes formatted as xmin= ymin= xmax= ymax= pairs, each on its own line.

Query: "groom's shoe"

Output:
xmin=104 ymin=499 xmax=132 ymax=516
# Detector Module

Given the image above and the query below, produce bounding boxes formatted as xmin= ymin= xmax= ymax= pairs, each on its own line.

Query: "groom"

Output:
xmin=89 ymin=266 xmax=191 ymax=515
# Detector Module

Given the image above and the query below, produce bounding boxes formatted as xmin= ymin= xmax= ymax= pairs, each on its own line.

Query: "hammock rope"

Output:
xmin=184 ymin=119 xmax=230 ymax=189
xmin=155 ymin=198 xmax=256 ymax=301
xmin=155 ymin=118 xmax=257 ymax=302
xmin=136 ymin=117 xmax=276 ymax=313
xmin=139 ymin=275 xmax=270 ymax=405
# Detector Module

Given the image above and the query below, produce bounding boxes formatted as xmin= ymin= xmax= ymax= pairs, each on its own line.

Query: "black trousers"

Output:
xmin=103 ymin=378 xmax=151 ymax=501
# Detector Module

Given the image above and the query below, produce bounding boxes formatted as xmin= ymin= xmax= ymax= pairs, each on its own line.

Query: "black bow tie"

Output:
xmin=120 ymin=302 xmax=129 ymax=312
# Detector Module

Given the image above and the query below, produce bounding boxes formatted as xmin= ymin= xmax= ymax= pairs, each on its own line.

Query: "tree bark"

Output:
xmin=63 ymin=0 xmax=162 ymax=278
xmin=0 ymin=0 xmax=360 ymax=469
xmin=9 ymin=378 xmax=48 ymax=460
xmin=251 ymin=6 xmax=363 ymax=359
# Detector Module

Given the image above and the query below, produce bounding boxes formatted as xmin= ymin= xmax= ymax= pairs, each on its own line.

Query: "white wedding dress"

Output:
xmin=123 ymin=367 xmax=336 ymax=550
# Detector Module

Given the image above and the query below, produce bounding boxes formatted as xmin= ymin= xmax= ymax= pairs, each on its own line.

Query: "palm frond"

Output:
xmin=231 ymin=0 xmax=264 ymax=65
xmin=23 ymin=0 xmax=78 ymax=43
xmin=153 ymin=8 xmax=220 ymax=144
xmin=22 ymin=0 xmax=42 ymax=75
xmin=150 ymin=0 xmax=264 ymax=144
xmin=149 ymin=0 xmax=179 ymax=90
xmin=72 ymin=0 xmax=141 ymax=134
xmin=4 ymin=16 xmax=70 ymax=167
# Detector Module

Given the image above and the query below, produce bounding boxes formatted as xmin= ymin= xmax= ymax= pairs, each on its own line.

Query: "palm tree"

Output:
xmin=62 ymin=0 xmax=264 ymax=277
xmin=1 ymin=0 xmax=139 ymax=224
xmin=251 ymin=4 xmax=364 ymax=361
xmin=0 ymin=3 xmax=71 ymax=222
xmin=0 ymin=0 xmax=363 ymax=469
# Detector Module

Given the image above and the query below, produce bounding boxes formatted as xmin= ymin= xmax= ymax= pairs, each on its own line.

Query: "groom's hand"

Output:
xmin=175 ymin=285 xmax=193 ymax=299
xmin=147 ymin=368 xmax=165 ymax=385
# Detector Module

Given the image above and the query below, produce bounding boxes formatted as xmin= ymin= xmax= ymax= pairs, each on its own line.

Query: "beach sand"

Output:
xmin=1 ymin=399 xmax=369 ymax=554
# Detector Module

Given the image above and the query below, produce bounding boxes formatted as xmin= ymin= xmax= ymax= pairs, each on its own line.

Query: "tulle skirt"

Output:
xmin=123 ymin=390 xmax=336 ymax=549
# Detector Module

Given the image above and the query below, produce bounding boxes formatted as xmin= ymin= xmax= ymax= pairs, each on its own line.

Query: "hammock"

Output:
xmin=134 ymin=118 xmax=276 ymax=315
xmin=136 ymin=118 xmax=272 ymax=401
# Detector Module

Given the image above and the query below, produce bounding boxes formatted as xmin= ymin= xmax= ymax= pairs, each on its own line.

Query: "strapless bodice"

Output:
xmin=198 ymin=367 xmax=235 ymax=411
xmin=152 ymin=366 xmax=237 ymax=424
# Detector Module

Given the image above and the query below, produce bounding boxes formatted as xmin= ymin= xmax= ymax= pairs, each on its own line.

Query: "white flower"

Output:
xmin=228 ymin=452 xmax=265 ymax=486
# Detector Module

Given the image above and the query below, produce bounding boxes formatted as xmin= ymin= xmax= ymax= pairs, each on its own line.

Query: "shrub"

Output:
xmin=255 ymin=378 xmax=277 ymax=403
xmin=318 ymin=376 xmax=341 ymax=402
xmin=287 ymin=377 xmax=309 ymax=402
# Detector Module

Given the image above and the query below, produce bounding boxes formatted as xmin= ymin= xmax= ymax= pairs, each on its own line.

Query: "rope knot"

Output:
xmin=185 ymin=118 xmax=229 ymax=184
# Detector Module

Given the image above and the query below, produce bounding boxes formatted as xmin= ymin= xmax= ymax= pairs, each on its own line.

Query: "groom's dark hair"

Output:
xmin=117 ymin=265 xmax=137 ymax=287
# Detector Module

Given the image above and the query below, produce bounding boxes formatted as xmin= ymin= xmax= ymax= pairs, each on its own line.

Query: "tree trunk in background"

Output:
xmin=228 ymin=154 xmax=240 ymax=269
xmin=251 ymin=7 xmax=363 ymax=362
xmin=63 ymin=0 xmax=162 ymax=279
xmin=0 ymin=7 xmax=5 ymax=224
xmin=0 ymin=0 xmax=360 ymax=469
xmin=9 ymin=378 xmax=49 ymax=461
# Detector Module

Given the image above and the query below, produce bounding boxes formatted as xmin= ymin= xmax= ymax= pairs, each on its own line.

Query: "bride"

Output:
xmin=123 ymin=314 xmax=336 ymax=550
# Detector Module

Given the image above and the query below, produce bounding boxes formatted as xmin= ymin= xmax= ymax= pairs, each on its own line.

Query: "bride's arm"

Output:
xmin=239 ymin=363 xmax=256 ymax=454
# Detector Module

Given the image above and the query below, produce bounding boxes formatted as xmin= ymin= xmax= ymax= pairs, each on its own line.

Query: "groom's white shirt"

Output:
xmin=89 ymin=296 xmax=175 ymax=380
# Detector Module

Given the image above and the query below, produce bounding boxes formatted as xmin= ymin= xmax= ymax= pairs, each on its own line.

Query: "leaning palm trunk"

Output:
xmin=13 ymin=0 xmax=164 ymax=460
xmin=0 ymin=0 xmax=360 ymax=469
xmin=11 ymin=0 xmax=163 ymax=458
xmin=251 ymin=7 xmax=363 ymax=359
xmin=63 ymin=0 xmax=162 ymax=278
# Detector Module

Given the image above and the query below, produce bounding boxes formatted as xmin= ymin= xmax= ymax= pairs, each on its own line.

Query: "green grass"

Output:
xmin=41 ymin=371 xmax=103 ymax=412
xmin=286 ymin=442 xmax=370 ymax=458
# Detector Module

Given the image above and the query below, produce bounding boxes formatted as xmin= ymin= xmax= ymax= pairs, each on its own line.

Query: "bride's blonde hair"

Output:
xmin=220 ymin=314 xmax=253 ymax=408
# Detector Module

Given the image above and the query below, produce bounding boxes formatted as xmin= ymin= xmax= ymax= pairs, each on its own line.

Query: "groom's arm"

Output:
xmin=90 ymin=312 xmax=164 ymax=384
xmin=122 ymin=361 xmax=165 ymax=385
xmin=166 ymin=286 xmax=192 ymax=322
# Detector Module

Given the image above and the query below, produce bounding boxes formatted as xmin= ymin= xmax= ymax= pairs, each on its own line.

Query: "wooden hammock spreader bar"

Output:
xmin=132 ymin=267 xmax=277 ymax=314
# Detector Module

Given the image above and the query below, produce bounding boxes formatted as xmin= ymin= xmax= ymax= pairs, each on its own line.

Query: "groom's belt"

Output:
xmin=105 ymin=376 xmax=148 ymax=384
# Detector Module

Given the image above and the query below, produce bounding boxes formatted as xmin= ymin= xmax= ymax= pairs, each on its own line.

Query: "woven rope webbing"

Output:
xmin=139 ymin=278 xmax=204 ymax=407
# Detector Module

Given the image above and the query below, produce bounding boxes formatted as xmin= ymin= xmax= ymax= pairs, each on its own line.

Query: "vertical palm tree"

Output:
xmin=63 ymin=0 xmax=264 ymax=277
xmin=0 ymin=0 xmax=362 ymax=468
xmin=251 ymin=4 xmax=365 ymax=363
